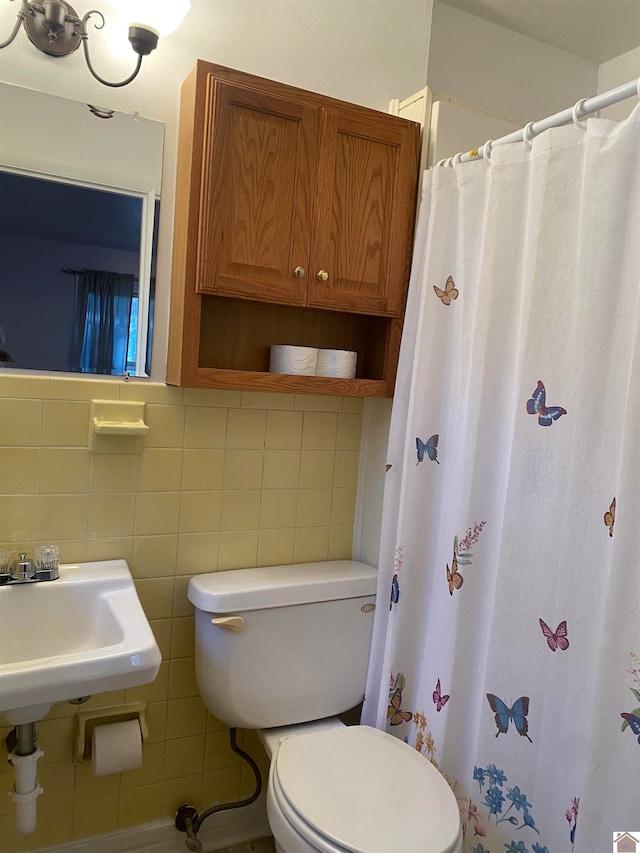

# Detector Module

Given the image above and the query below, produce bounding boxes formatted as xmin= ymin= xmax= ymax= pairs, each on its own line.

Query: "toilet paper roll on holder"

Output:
xmin=73 ymin=702 xmax=148 ymax=763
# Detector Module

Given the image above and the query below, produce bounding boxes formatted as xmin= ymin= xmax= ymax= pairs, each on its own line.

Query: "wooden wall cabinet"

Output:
xmin=167 ymin=61 xmax=419 ymax=397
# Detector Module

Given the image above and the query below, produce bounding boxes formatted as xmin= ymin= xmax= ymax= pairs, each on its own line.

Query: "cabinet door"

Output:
xmin=196 ymin=79 xmax=318 ymax=305
xmin=309 ymin=110 xmax=418 ymax=316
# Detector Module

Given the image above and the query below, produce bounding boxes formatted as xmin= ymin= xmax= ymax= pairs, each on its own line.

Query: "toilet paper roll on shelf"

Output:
xmin=315 ymin=349 xmax=357 ymax=379
xmin=92 ymin=719 xmax=143 ymax=776
xmin=269 ymin=345 xmax=318 ymax=375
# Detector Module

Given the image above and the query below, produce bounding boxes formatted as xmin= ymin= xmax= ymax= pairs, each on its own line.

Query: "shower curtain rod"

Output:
xmin=440 ymin=77 xmax=640 ymax=166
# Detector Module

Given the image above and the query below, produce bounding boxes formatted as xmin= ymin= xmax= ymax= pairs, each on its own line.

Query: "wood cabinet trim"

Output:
xmin=167 ymin=65 xmax=204 ymax=385
xmin=308 ymin=108 xmax=419 ymax=316
xmin=192 ymin=60 xmax=419 ymax=131
xmin=195 ymin=77 xmax=318 ymax=303
xmin=194 ymin=367 xmax=388 ymax=397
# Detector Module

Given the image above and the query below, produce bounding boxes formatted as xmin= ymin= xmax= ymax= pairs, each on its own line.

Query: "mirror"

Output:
xmin=0 ymin=83 xmax=163 ymax=376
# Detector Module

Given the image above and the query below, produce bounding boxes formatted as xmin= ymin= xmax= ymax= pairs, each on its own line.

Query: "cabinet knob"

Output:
xmin=316 ymin=269 xmax=329 ymax=281
xmin=293 ymin=266 xmax=306 ymax=278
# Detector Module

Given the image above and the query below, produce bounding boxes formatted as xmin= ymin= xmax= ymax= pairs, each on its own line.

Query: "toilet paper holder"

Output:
xmin=73 ymin=702 xmax=148 ymax=763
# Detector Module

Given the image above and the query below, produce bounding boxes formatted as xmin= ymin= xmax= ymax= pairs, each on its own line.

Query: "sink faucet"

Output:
xmin=0 ymin=547 xmax=60 ymax=585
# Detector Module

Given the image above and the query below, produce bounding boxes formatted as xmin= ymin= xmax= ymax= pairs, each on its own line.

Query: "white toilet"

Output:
xmin=188 ymin=560 xmax=463 ymax=853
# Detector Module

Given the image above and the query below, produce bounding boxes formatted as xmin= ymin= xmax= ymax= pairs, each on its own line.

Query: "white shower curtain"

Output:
xmin=362 ymin=104 xmax=640 ymax=851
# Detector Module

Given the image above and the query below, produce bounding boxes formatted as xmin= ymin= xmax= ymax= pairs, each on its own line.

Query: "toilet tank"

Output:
xmin=188 ymin=560 xmax=377 ymax=729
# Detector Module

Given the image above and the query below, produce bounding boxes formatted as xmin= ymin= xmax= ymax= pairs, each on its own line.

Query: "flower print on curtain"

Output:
xmin=565 ymin=797 xmax=579 ymax=850
xmin=446 ymin=523 xmax=486 ymax=595
xmin=362 ymin=103 xmax=640 ymax=851
xmin=472 ymin=764 xmax=542 ymax=837
xmin=620 ymin=652 xmax=640 ymax=745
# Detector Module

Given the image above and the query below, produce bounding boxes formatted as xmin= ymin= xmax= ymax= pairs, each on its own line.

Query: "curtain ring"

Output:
xmin=452 ymin=152 xmax=463 ymax=166
xmin=636 ymin=76 xmax=640 ymax=98
xmin=481 ymin=139 xmax=494 ymax=161
xmin=523 ymin=121 xmax=536 ymax=150
xmin=436 ymin=158 xmax=448 ymax=168
xmin=572 ymin=98 xmax=589 ymax=129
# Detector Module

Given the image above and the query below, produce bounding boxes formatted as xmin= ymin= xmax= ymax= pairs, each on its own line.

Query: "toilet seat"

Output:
xmin=270 ymin=725 xmax=461 ymax=853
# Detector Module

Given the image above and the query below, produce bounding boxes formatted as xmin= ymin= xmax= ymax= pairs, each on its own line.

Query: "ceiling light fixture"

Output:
xmin=0 ymin=0 xmax=191 ymax=87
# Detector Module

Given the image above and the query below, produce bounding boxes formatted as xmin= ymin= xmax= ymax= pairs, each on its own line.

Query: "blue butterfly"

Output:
xmin=416 ymin=434 xmax=439 ymax=465
xmin=486 ymin=694 xmax=532 ymax=742
xmin=526 ymin=380 xmax=567 ymax=426
xmin=389 ymin=574 xmax=400 ymax=610
xmin=621 ymin=712 xmax=640 ymax=744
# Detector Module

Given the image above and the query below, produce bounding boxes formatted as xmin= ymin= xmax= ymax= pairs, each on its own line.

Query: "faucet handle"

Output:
xmin=11 ymin=553 xmax=36 ymax=581
xmin=0 ymin=549 xmax=10 ymax=585
xmin=35 ymin=545 xmax=60 ymax=581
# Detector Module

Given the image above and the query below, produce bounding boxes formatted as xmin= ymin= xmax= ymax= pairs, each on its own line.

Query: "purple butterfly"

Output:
xmin=539 ymin=618 xmax=569 ymax=651
xmin=526 ymin=380 xmax=567 ymax=426
xmin=433 ymin=679 xmax=450 ymax=712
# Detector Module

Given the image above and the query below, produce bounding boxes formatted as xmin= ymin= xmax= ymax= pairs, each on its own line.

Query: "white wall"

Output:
xmin=426 ymin=1 xmax=599 ymax=124
xmin=0 ymin=0 xmax=432 ymax=379
xmin=598 ymin=46 xmax=640 ymax=120
xmin=352 ymin=398 xmax=392 ymax=566
xmin=427 ymin=99 xmax=520 ymax=164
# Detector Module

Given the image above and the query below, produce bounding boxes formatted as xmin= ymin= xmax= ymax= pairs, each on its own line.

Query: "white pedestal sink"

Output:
xmin=0 ymin=559 xmax=161 ymax=724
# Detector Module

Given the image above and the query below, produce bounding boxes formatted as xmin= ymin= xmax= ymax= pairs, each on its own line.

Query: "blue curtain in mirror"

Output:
xmin=70 ymin=269 xmax=135 ymax=374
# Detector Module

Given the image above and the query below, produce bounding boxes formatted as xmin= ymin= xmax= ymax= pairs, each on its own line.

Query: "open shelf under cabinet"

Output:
xmin=191 ymin=296 xmax=401 ymax=397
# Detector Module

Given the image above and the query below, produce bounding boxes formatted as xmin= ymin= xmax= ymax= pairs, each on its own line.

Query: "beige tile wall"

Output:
xmin=0 ymin=374 xmax=362 ymax=852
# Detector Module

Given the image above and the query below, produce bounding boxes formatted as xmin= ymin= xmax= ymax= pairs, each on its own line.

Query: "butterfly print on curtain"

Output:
xmin=526 ymin=380 xmax=567 ymax=426
xmin=604 ymin=497 xmax=615 ymax=537
xmin=387 ymin=672 xmax=412 ymax=726
xmin=390 ymin=574 xmax=399 ymax=610
xmin=433 ymin=678 xmax=450 ymax=711
xmin=539 ymin=619 xmax=569 ymax=651
xmin=433 ymin=275 xmax=458 ymax=305
xmin=447 ymin=550 xmax=463 ymax=595
xmin=486 ymin=694 xmax=533 ymax=742
xmin=389 ymin=545 xmax=403 ymax=611
xmin=416 ymin=433 xmax=439 ymax=465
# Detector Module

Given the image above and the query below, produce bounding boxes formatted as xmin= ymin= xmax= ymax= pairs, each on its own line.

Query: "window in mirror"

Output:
xmin=0 ymin=169 xmax=158 ymax=375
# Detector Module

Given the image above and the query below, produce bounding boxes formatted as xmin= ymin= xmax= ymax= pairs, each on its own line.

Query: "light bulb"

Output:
xmin=126 ymin=0 xmax=191 ymax=37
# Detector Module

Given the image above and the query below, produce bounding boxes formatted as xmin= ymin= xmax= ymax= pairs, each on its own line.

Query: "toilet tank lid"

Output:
xmin=188 ymin=560 xmax=377 ymax=613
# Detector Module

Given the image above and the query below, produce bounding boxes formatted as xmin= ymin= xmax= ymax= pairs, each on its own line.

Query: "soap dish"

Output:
xmin=89 ymin=400 xmax=149 ymax=451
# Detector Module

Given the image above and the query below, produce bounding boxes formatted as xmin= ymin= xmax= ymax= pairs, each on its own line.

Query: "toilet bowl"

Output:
xmin=188 ymin=561 xmax=463 ymax=853
xmin=260 ymin=721 xmax=463 ymax=853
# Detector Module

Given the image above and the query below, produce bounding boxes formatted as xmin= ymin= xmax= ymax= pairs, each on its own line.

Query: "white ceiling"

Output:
xmin=437 ymin=0 xmax=640 ymax=64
